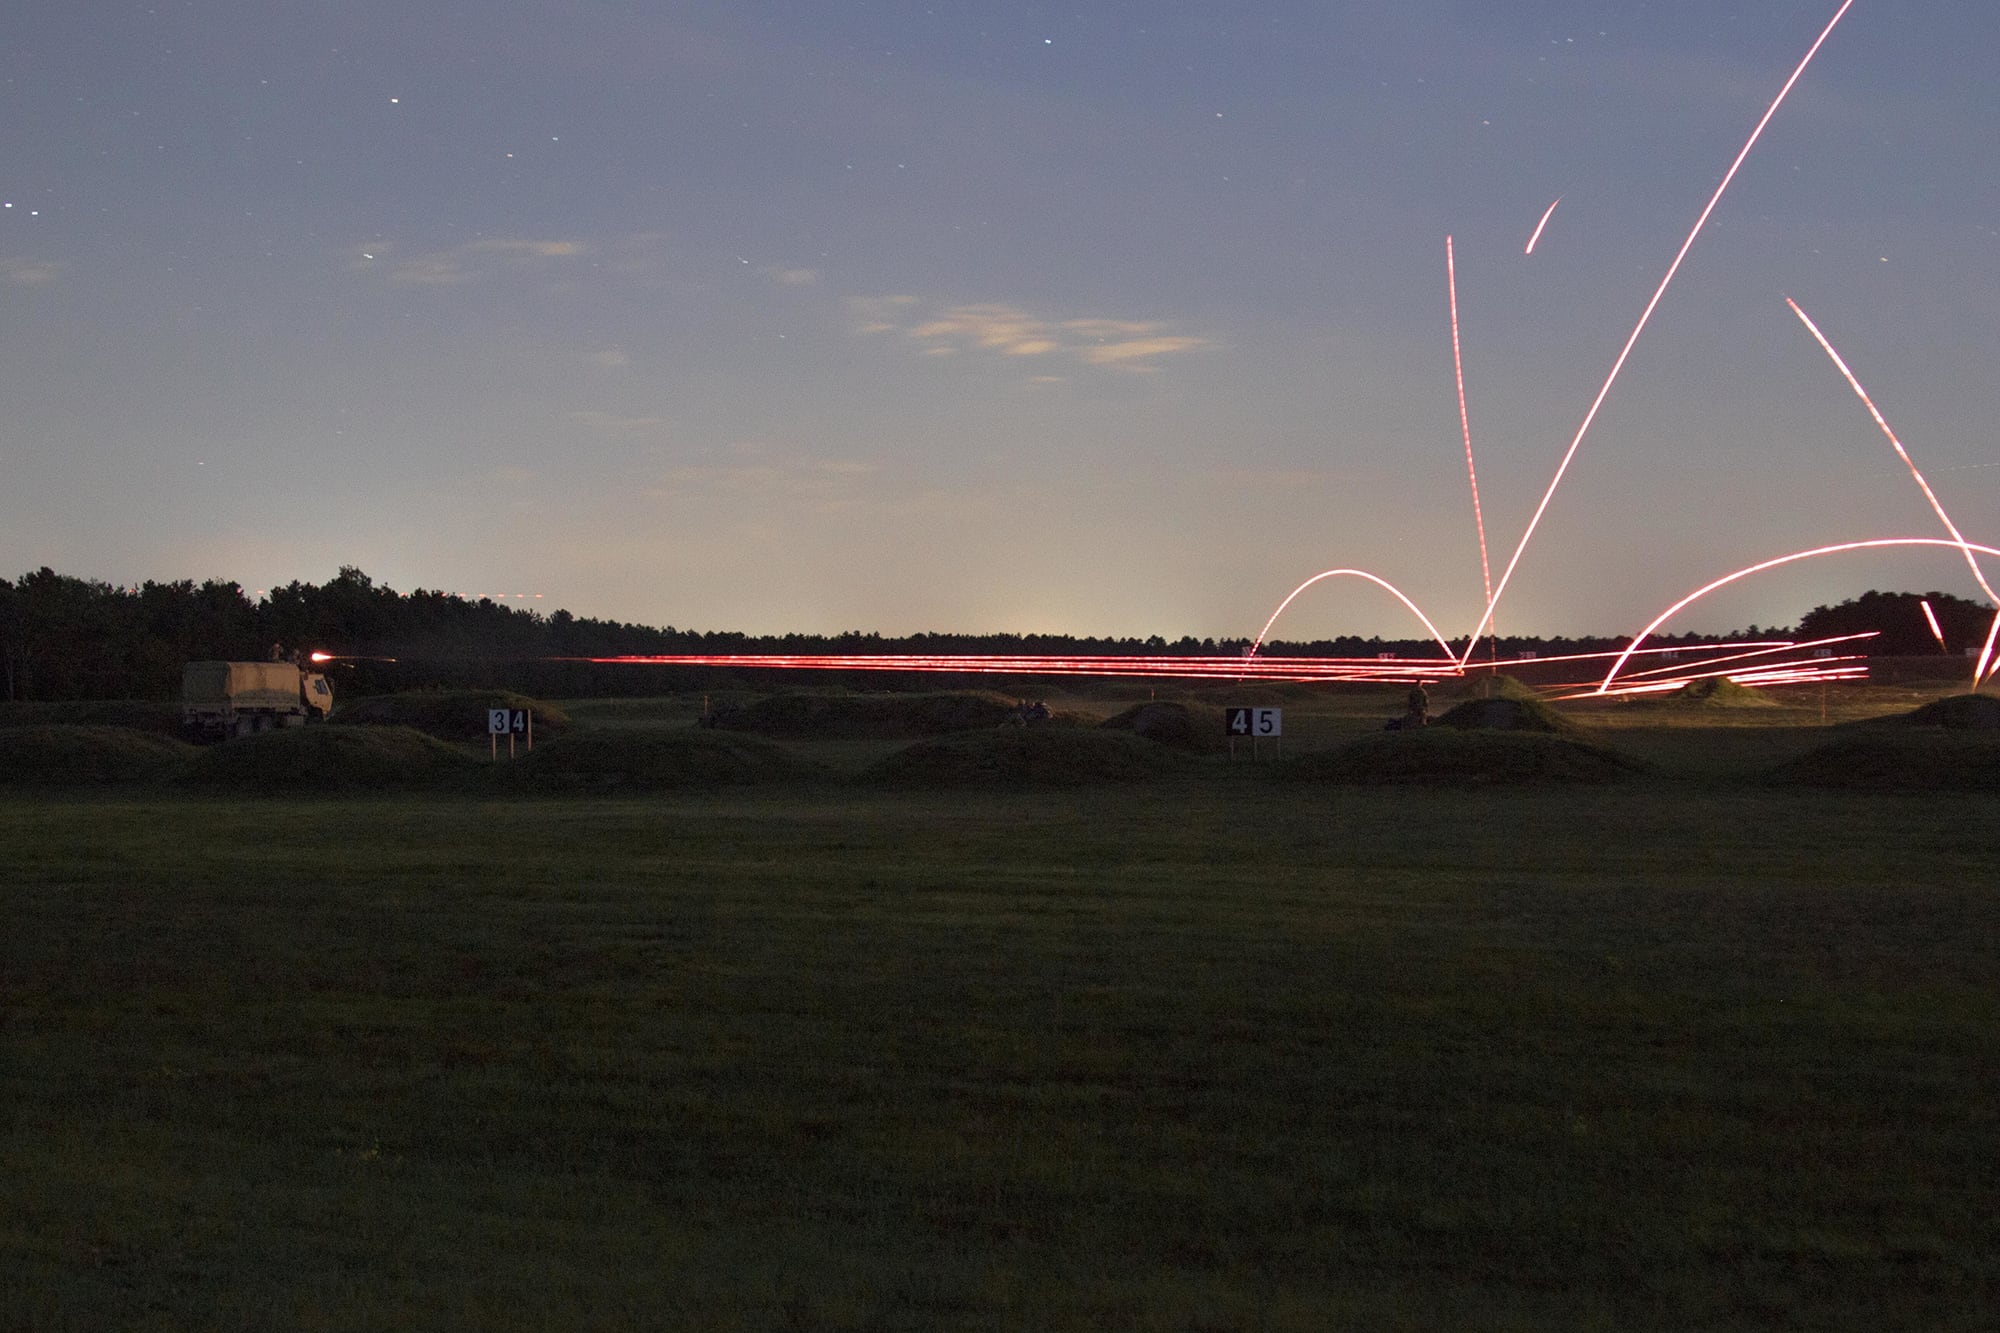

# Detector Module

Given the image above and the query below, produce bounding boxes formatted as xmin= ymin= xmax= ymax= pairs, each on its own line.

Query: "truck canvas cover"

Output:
xmin=182 ymin=661 xmax=300 ymax=709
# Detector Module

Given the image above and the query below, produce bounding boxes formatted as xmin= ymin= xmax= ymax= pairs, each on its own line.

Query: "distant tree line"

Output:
xmin=1795 ymin=590 xmax=1992 ymax=657
xmin=0 ymin=565 xmax=1988 ymax=702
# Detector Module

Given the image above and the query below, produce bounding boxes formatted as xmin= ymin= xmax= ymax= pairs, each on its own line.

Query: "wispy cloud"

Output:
xmin=569 ymin=410 xmax=668 ymax=435
xmin=850 ymin=294 xmax=920 ymax=334
xmin=469 ymin=239 xmax=584 ymax=258
xmin=353 ymin=237 xmax=588 ymax=284
xmin=1 ymin=258 xmax=63 ymax=285
xmin=648 ymin=445 xmax=879 ymax=509
xmin=854 ymin=297 xmax=1209 ymax=373
xmin=1081 ymin=336 xmax=1207 ymax=365
xmin=910 ymin=305 xmax=1062 ymax=357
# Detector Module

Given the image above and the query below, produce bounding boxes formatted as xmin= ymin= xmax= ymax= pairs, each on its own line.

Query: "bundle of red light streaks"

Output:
xmin=1242 ymin=0 xmax=1991 ymax=697
xmin=565 ymin=639 xmax=1863 ymax=693
xmin=577 ymin=652 xmax=1450 ymax=683
xmin=329 ymin=3 xmax=1991 ymax=700
xmin=615 ymin=2 xmax=1964 ymax=700
xmin=1593 ymin=539 xmax=2000 ymax=693
xmin=1564 ymin=632 xmax=1876 ymax=700
xmin=1784 ymin=299 xmax=2000 ymax=682
xmin=1452 ymin=0 xmax=1860 ymax=670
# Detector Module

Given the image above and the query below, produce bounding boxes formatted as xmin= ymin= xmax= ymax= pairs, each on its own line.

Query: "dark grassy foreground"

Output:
xmin=3 ymin=776 xmax=1995 ymax=1332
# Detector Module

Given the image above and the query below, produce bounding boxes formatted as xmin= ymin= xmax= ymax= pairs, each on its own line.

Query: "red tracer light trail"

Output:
xmin=533 ymin=640 xmax=1821 ymax=689
xmin=1553 ymin=633 xmax=1876 ymax=698
xmin=1525 ymin=197 xmax=1561 ymax=255
xmin=580 ymin=651 xmax=1465 ymax=684
xmin=1785 ymin=297 xmax=2000 ymax=683
xmin=1977 ymin=608 xmax=2000 ymax=687
xmin=1245 ymin=569 xmax=1459 ymax=668
xmin=1598 ymin=632 xmax=1876 ymax=683
xmin=1447 ymin=235 xmax=1494 ymax=617
xmin=1597 ymin=537 xmax=2000 ymax=693
xmin=1460 ymin=0 xmax=1859 ymax=669
xmin=1573 ymin=657 xmax=1868 ymax=699
xmin=1921 ymin=599 xmax=1948 ymax=651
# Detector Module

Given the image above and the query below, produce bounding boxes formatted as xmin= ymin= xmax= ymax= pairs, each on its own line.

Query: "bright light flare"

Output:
xmin=1461 ymin=0 xmax=1859 ymax=668
xmin=308 ymin=652 xmax=334 ymax=663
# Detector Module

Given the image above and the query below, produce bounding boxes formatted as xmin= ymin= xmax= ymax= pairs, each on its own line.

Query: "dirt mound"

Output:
xmin=709 ymin=690 xmax=1022 ymax=739
xmin=506 ymin=728 xmax=824 ymax=792
xmin=1099 ymin=700 xmax=1228 ymax=753
xmin=336 ymin=690 xmax=571 ymax=742
xmin=0 ymin=725 xmax=195 ymax=786
xmin=179 ymin=724 xmax=479 ymax=792
xmin=1769 ymin=733 xmax=2000 ymax=792
xmin=1669 ymin=677 xmax=1780 ymax=707
xmin=1432 ymin=695 xmax=1577 ymax=734
xmin=1897 ymin=693 xmax=2000 ymax=730
xmin=1281 ymin=729 xmax=1641 ymax=786
xmin=1455 ymin=673 xmax=1543 ymax=702
xmin=867 ymin=727 xmax=1192 ymax=787
xmin=0 ymin=700 xmax=188 ymax=736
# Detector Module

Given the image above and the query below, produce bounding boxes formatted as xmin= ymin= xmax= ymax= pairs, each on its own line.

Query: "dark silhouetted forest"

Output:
xmin=1795 ymin=589 xmax=1992 ymax=657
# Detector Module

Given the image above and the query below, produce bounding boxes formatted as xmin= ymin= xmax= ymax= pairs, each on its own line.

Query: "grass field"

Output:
xmin=2 ymin=684 xmax=1997 ymax=1329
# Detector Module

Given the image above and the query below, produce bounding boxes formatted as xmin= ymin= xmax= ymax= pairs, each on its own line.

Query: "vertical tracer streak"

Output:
xmin=1459 ymin=0 xmax=1859 ymax=668
xmin=1447 ymin=236 xmax=1494 ymax=614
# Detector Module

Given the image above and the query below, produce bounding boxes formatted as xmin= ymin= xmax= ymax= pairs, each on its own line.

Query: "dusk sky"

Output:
xmin=5 ymin=2 xmax=1996 ymax=640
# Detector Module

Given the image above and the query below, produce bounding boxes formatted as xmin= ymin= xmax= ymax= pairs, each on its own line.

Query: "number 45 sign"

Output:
xmin=1225 ymin=707 xmax=1282 ymax=738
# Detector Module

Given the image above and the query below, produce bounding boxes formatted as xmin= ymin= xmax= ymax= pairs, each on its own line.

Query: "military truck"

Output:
xmin=182 ymin=660 xmax=334 ymax=740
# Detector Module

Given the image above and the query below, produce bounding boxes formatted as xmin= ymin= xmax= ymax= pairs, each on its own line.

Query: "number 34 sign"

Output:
xmin=487 ymin=707 xmax=534 ymax=758
xmin=1224 ymin=707 xmax=1281 ymax=737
